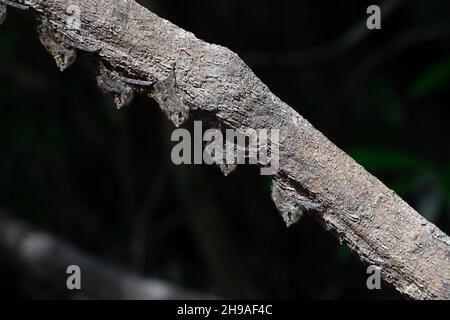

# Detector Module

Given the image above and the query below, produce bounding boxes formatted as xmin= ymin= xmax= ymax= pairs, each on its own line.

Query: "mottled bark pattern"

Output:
xmin=1 ymin=0 xmax=449 ymax=300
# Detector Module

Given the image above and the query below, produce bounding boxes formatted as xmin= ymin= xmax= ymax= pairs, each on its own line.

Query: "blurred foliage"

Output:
xmin=409 ymin=57 xmax=450 ymax=99
xmin=0 ymin=0 xmax=449 ymax=300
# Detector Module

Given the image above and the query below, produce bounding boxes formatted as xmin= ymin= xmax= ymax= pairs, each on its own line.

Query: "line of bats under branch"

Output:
xmin=1 ymin=1 xmax=150 ymax=105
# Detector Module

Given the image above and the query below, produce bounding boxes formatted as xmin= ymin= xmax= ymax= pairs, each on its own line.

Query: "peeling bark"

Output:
xmin=1 ymin=0 xmax=450 ymax=299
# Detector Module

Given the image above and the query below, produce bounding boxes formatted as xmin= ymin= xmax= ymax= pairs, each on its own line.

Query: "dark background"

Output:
xmin=0 ymin=0 xmax=449 ymax=299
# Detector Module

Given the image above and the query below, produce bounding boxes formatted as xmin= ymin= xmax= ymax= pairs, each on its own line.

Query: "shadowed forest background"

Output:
xmin=0 ymin=0 xmax=449 ymax=299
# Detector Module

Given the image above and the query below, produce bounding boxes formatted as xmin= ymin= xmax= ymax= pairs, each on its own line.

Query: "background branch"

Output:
xmin=0 ymin=211 xmax=213 ymax=299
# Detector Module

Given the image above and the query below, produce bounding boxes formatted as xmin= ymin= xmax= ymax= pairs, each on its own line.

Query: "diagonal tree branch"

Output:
xmin=1 ymin=0 xmax=450 ymax=299
xmin=244 ymin=0 xmax=406 ymax=68
xmin=0 ymin=212 xmax=213 ymax=299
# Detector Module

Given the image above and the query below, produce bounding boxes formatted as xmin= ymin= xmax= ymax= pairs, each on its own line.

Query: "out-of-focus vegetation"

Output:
xmin=0 ymin=0 xmax=449 ymax=299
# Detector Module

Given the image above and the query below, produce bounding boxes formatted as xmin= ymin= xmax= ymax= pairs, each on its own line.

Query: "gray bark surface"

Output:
xmin=1 ymin=0 xmax=450 ymax=299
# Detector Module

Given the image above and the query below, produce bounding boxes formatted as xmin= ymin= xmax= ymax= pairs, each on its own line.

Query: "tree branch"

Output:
xmin=0 ymin=212 xmax=212 ymax=299
xmin=244 ymin=0 xmax=405 ymax=68
xmin=1 ymin=0 xmax=450 ymax=299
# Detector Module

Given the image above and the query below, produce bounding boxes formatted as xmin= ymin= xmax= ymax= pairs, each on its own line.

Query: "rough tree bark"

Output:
xmin=1 ymin=0 xmax=449 ymax=299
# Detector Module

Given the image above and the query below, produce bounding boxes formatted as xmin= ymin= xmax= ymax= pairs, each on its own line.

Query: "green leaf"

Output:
xmin=337 ymin=245 xmax=352 ymax=262
xmin=409 ymin=57 xmax=450 ymax=99
xmin=442 ymin=164 xmax=450 ymax=199
xmin=348 ymin=147 xmax=428 ymax=174
xmin=372 ymin=79 xmax=404 ymax=126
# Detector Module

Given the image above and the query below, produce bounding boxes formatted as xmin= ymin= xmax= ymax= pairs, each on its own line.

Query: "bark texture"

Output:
xmin=1 ymin=0 xmax=450 ymax=299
